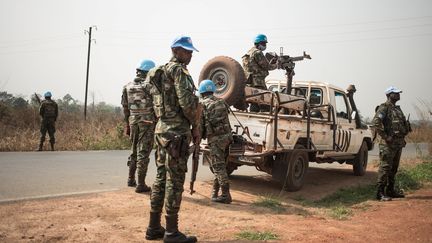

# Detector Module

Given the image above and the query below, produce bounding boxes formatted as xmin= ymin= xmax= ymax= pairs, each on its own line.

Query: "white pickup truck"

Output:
xmin=198 ymin=56 xmax=374 ymax=191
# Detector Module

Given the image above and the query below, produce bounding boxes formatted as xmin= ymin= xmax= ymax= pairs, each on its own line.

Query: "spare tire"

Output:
xmin=199 ymin=56 xmax=246 ymax=109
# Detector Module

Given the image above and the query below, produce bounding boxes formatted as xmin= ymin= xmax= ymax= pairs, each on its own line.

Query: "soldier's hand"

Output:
xmin=385 ymin=136 xmax=393 ymax=144
xmin=125 ymin=123 xmax=131 ymax=136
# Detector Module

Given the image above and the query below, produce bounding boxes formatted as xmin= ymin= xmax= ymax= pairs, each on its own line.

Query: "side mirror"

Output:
xmin=351 ymin=111 xmax=357 ymax=120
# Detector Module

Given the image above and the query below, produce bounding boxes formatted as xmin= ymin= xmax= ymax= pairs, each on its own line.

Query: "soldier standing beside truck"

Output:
xmin=145 ymin=36 xmax=200 ymax=243
xmin=198 ymin=80 xmax=233 ymax=204
xmin=242 ymin=34 xmax=277 ymax=112
xmin=121 ymin=59 xmax=156 ymax=192
xmin=373 ymin=86 xmax=411 ymax=201
xmin=37 ymin=91 xmax=58 ymax=151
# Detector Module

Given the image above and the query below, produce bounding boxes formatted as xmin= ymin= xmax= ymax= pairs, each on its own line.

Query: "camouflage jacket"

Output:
xmin=121 ymin=72 xmax=156 ymax=125
xmin=242 ymin=46 xmax=276 ymax=80
xmin=39 ymin=99 xmax=58 ymax=121
xmin=149 ymin=57 xmax=199 ymax=135
xmin=200 ymin=95 xmax=233 ymax=143
xmin=372 ymin=100 xmax=409 ymax=146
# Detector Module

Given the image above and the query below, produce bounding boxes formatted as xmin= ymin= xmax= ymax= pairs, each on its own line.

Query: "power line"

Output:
xmin=0 ymin=33 xmax=82 ymax=46
xmin=0 ymin=44 xmax=85 ymax=56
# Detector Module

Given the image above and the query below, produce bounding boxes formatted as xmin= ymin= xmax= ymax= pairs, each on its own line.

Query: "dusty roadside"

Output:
xmin=0 ymin=167 xmax=431 ymax=242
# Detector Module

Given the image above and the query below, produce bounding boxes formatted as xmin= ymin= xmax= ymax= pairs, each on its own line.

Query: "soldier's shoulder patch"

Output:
xmin=378 ymin=112 xmax=385 ymax=120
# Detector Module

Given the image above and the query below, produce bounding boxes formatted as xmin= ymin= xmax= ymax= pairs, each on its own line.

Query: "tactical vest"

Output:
xmin=201 ymin=96 xmax=231 ymax=139
xmin=382 ymin=104 xmax=409 ymax=138
xmin=147 ymin=64 xmax=181 ymax=119
xmin=242 ymin=47 xmax=269 ymax=79
xmin=125 ymin=77 xmax=154 ymax=116
xmin=41 ymin=100 xmax=57 ymax=119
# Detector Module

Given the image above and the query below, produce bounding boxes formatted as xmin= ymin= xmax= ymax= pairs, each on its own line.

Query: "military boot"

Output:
xmin=135 ymin=173 xmax=151 ymax=193
xmin=36 ymin=141 xmax=44 ymax=151
xmin=214 ymin=184 xmax=232 ymax=204
xmin=127 ymin=162 xmax=137 ymax=187
xmin=376 ymin=185 xmax=392 ymax=201
xmin=50 ymin=142 xmax=55 ymax=151
xmin=145 ymin=212 xmax=165 ymax=240
xmin=211 ymin=179 xmax=219 ymax=201
xmin=386 ymin=184 xmax=405 ymax=198
xmin=163 ymin=214 xmax=197 ymax=243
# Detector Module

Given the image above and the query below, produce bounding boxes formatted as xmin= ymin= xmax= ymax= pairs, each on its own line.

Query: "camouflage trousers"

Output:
xmin=128 ymin=122 xmax=155 ymax=180
xmin=208 ymin=136 xmax=231 ymax=187
xmin=246 ymin=75 xmax=267 ymax=89
xmin=246 ymin=76 xmax=269 ymax=112
xmin=40 ymin=119 xmax=56 ymax=144
xmin=377 ymin=143 xmax=403 ymax=188
xmin=150 ymin=133 xmax=191 ymax=215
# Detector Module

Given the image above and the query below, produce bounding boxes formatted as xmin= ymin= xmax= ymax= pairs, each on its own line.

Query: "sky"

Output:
xmin=0 ymin=0 xmax=431 ymax=120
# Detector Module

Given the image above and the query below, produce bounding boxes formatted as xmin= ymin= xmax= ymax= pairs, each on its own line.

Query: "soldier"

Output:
xmin=372 ymin=86 xmax=411 ymax=201
xmin=121 ymin=59 xmax=156 ymax=192
xmin=37 ymin=91 xmax=58 ymax=151
xmin=242 ymin=34 xmax=277 ymax=112
xmin=145 ymin=36 xmax=200 ymax=243
xmin=198 ymin=80 xmax=233 ymax=204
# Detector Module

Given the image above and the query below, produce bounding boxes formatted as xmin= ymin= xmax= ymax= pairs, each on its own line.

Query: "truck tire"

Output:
xmin=353 ymin=141 xmax=368 ymax=176
xmin=272 ymin=145 xmax=309 ymax=192
xmin=199 ymin=56 xmax=246 ymax=109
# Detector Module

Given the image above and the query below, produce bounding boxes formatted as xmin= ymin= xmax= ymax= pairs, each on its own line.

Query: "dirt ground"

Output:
xmin=1 ymin=162 xmax=432 ymax=243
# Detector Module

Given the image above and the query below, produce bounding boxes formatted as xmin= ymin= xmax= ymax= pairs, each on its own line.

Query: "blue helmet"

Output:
xmin=137 ymin=59 xmax=156 ymax=72
xmin=171 ymin=36 xmax=199 ymax=52
xmin=254 ymin=34 xmax=268 ymax=44
xmin=44 ymin=91 xmax=52 ymax=97
xmin=198 ymin=80 xmax=216 ymax=94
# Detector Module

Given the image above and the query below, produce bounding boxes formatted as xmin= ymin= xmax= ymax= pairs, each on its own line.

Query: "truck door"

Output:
xmin=333 ymin=90 xmax=357 ymax=152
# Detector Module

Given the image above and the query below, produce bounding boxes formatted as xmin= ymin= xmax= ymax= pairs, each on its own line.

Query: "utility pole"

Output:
xmin=84 ymin=26 xmax=97 ymax=120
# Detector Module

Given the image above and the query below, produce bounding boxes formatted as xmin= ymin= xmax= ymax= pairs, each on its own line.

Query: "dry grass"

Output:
xmin=0 ymin=106 xmax=129 ymax=151
xmin=407 ymin=100 xmax=432 ymax=154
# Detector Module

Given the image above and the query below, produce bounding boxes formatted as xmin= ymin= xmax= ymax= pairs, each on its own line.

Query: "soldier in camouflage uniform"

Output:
xmin=37 ymin=91 xmax=58 ymax=151
xmin=145 ymin=36 xmax=200 ymax=243
xmin=372 ymin=86 xmax=411 ymax=201
xmin=121 ymin=59 xmax=156 ymax=192
xmin=242 ymin=34 xmax=277 ymax=112
xmin=198 ymin=80 xmax=233 ymax=204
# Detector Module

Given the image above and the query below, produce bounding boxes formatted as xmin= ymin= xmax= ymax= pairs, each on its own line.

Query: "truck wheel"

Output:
xmin=284 ymin=146 xmax=309 ymax=191
xmin=272 ymin=146 xmax=309 ymax=192
xmin=353 ymin=141 xmax=368 ymax=176
xmin=199 ymin=56 xmax=246 ymax=109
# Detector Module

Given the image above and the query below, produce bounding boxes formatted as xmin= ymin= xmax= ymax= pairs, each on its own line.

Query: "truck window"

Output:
xmin=334 ymin=91 xmax=349 ymax=119
xmin=309 ymin=88 xmax=322 ymax=105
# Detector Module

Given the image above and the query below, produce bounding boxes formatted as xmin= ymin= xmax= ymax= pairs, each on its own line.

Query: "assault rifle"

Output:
xmin=189 ymin=143 xmax=199 ymax=195
xmin=34 ymin=92 xmax=41 ymax=105
xmin=189 ymin=104 xmax=203 ymax=195
xmin=265 ymin=48 xmax=311 ymax=94
xmin=407 ymin=114 xmax=412 ymax=133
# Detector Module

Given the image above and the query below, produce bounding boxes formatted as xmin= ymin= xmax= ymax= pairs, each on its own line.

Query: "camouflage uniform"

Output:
xmin=242 ymin=46 xmax=276 ymax=112
xmin=38 ymin=99 xmax=58 ymax=151
xmin=242 ymin=46 xmax=276 ymax=90
xmin=200 ymin=95 xmax=233 ymax=202
xmin=121 ymin=72 xmax=156 ymax=190
xmin=148 ymin=56 xmax=200 ymax=216
xmin=373 ymin=100 xmax=409 ymax=195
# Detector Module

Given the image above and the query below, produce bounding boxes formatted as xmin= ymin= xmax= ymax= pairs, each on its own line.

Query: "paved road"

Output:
xmin=0 ymin=143 xmax=428 ymax=203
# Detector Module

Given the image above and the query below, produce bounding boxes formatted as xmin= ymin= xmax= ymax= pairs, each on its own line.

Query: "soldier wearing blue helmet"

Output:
xmin=121 ymin=59 xmax=156 ymax=192
xmin=198 ymin=80 xmax=233 ymax=204
xmin=145 ymin=36 xmax=200 ymax=243
xmin=37 ymin=91 xmax=58 ymax=151
xmin=372 ymin=86 xmax=411 ymax=201
xmin=242 ymin=34 xmax=277 ymax=112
